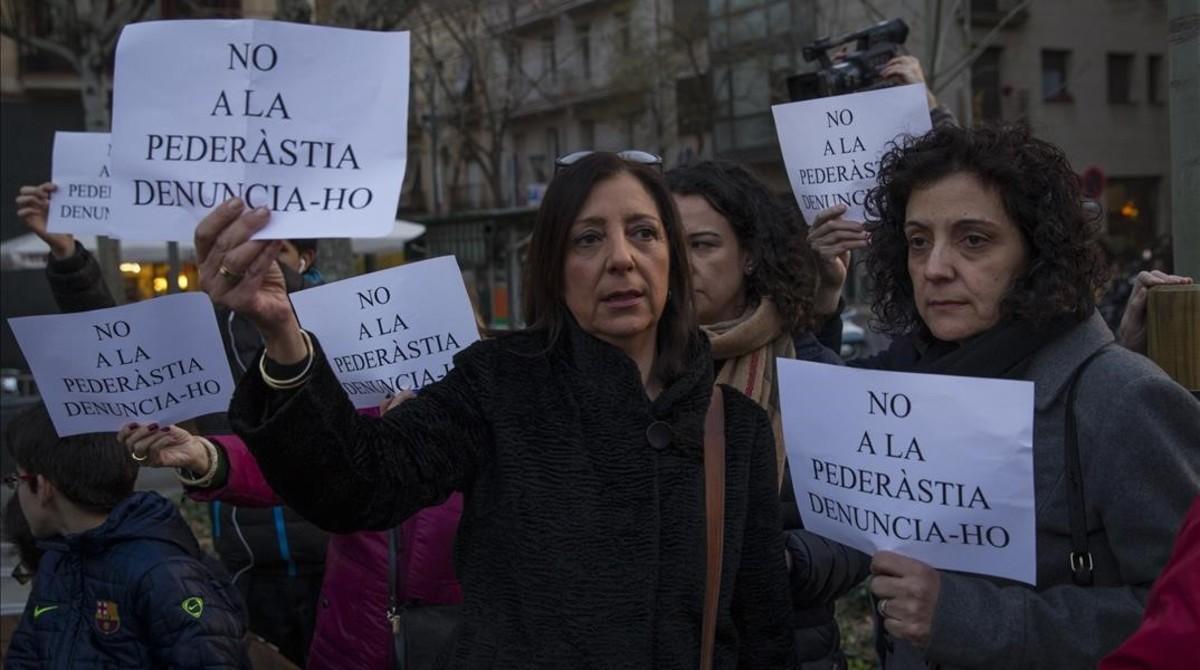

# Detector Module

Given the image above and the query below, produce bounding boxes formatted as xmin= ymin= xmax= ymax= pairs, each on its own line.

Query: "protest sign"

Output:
xmin=7 ymin=293 xmax=234 ymax=437
xmin=777 ymin=359 xmax=1037 ymax=584
xmin=110 ymin=19 xmax=410 ymax=241
xmin=289 ymin=256 xmax=480 ymax=409
xmin=772 ymin=83 xmax=931 ymax=223
xmin=46 ymin=132 xmax=115 ymax=237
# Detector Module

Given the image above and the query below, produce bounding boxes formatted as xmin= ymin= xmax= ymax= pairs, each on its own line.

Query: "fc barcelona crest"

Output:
xmin=95 ymin=600 xmax=121 ymax=634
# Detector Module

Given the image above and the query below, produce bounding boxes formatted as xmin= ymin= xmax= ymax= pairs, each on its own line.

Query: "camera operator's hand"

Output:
xmin=881 ymin=55 xmax=938 ymax=110
xmin=808 ymin=204 xmax=867 ymax=316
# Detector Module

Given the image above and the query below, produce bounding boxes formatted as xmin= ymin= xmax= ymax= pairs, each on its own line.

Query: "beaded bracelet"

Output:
xmin=259 ymin=329 xmax=314 ymax=391
xmin=176 ymin=437 xmax=221 ymax=488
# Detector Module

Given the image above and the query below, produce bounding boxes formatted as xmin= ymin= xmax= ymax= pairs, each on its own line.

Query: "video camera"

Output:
xmin=787 ymin=18 xmax=910 ymax=102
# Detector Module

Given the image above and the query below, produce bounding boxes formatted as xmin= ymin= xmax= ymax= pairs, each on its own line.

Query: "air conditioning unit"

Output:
xmin=963 ymin=0 xmax=1030 ymax=28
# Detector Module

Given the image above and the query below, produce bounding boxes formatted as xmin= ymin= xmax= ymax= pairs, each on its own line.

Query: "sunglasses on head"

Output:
xmin=554 ymin=150 xmax=663 ymax=174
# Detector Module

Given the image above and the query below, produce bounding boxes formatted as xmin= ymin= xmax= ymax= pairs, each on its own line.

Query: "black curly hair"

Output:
xmin=864 ymin=123 xmax=1107 ymax=336
xmin=666 ymin=160 xmax=818 ymax=334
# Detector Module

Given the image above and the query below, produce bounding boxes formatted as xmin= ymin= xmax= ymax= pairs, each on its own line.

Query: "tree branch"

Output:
xmin=0 ymin=21 xmax=79 ymax=68
xmin=932 ymin=0 xmax=1033 ymax=94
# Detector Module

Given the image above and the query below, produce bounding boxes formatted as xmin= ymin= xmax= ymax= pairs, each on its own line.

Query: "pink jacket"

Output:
xmin=193 ymin=434 xmax=463 ymax=670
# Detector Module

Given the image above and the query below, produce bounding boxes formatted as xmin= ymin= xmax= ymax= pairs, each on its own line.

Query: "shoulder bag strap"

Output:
xmin=1064 ymin=346 xmax=1108 ymax=587
xmin=388 ymin=527 xmax=407 ymax=670
xmin=701 ymin=387 xmax=726 ymax=670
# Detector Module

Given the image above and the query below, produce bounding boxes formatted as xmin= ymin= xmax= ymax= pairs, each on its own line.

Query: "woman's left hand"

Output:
xmin=870 ymin=550 xmax=941 ymax=647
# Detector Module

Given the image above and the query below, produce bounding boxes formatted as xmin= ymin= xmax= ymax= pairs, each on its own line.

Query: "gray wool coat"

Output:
xmin=886 ymin=311 xmax=1200 ymax=669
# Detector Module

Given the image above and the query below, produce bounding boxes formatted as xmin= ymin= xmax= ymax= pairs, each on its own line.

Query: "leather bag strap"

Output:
xmin=701 ymin=387 xmax=726 ymax=670
xmin=1064 ymin=346 xmax=1108 ymax=587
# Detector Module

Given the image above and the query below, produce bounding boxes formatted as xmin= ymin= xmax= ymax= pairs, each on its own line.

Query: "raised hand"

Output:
xmin=15 ymin=182 xmax=75 ymax=259
xmin=807 ymin=204 xmax=867 ymax=315
xmin=195 ymin=198 xmax=306 ymax=364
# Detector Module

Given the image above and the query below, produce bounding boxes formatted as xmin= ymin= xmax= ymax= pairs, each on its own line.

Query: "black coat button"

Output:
xmin=646 ymin=421 xmax=672 ymax=450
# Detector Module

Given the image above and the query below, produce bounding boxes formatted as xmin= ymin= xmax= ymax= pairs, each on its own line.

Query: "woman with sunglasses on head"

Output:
xmin=194 ymin=151 xmax=796 ymax=668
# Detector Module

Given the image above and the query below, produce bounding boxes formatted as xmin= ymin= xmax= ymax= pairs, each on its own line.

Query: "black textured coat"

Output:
xmin=230 ymin=323 xmax=796 ymax=668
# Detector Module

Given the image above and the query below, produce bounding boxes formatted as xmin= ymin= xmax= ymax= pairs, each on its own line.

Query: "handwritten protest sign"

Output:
xmin=772 ymin=83 xmax=931 ymax=223
xmin=110 ymin=19 xmax=410 ymax=240
xmin=7 ymin=293 xmax=234 ymax=436
xmin=778 ymin=360 xmax=1036 ymax=584
xmin=289 ymin=256 xmax=480 ymax=409
xmin=47 ymin=132 xmax=115 ymax=237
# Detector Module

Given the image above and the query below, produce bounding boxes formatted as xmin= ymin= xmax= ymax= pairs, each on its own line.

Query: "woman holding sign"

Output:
xmin=193 ymin=152 xmax=796 ymax=668
xmin=804 ymin=124 xmax=1200 ymax=668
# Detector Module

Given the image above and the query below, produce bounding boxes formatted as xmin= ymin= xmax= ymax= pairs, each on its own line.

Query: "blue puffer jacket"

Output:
xmin=5 ymin=492 xmax=250 ymax=669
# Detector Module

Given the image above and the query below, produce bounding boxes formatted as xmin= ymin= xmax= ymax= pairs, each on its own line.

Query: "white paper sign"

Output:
xmin=778 ymin=360 xmax=1037 ymax=584
xmin=289 ymin=256 xmax=480 ymax=409
xmin=47 ymin=132 xmax=115 ymax=237
xmin=111 ymin=19 xmax=410 ymax=241
xmin=772 ymin=83 xmax=932 ymax=223
xmin=7 ymin=293 xmax=234 ymax=436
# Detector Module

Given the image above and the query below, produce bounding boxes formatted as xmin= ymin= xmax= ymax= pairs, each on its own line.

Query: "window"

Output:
xmin=545 ymin=127 xmax=560 ymax=158
xmin=576 ymin=24 xmax=591 ymax=80
xmin=1041 ymin=49 xmax=1072 ymax=102
xmin=542 ymin=33 xmax=557 ymax=78
xmin=614 ymin=11 xmax=632 ymax=51
xmin=971 ymin=47 xmax=1003 ymax=123
xmin=1148 ymin=54 xmax=1165 ymax=104
xmin=676 ymin=74 xmax=712 ymax=135
xmin=578 ymin=120 xmax=595 ymax=149
xmin=623 ymin=112 xmax=639 ymax=147
xmin=1104 ymin=177 xmax=1160 ymax=262
xmin=1107 ymin=53 xmax=1134 ymax=104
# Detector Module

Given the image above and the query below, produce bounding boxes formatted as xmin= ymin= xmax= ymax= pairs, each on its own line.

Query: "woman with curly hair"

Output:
xmin=668 ymin=161 xmax=862 ymax=669
xmin=804 ymin=123 xmax=1200 ymax=668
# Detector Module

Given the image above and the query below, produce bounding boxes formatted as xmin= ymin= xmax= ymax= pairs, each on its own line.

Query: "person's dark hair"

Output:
xmin=288 ymin=239 xmax=319 ymax=255
xmin=864 ymin=123 xmax=1107 ymax=335
xmin=666 ymin=160 xmax=818 ymax=334
xmin=523 ymin=152 xmax=699 ymax=382
xmin=5 ymin=403 xmax=137 ymax=513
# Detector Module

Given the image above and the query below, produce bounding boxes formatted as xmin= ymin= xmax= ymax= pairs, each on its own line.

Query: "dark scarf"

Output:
xmin=903 ymin=316 xmax=1080 ymax=380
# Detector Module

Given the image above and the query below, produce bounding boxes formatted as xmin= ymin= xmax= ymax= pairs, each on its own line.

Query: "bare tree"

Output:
xmin=1 ymin=0 xmax=156 ymax=302
xmin=410 ymin=0 xmax=563 ymax=210
xmin=296 ymin=0 xmax=417 ymax=281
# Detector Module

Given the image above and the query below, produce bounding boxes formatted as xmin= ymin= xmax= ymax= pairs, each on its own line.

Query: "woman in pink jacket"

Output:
xmin=119 ymin=415 xmax=463 ymax=670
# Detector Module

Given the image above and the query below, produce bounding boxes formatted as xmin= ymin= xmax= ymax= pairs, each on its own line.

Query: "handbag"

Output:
xmin=701 ymin=387 xmax=727 ymax=670
xmin=388 ymin=527 xmax=463 ymax=670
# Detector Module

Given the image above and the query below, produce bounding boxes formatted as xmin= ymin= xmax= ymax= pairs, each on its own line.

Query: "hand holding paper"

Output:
xmin=870 ymin=550 xmax=941 ymax=647
xmin=15 ymin=182 xmax=74 ymax=259
xmin=194 ymin=198 xmax=305 ymax=363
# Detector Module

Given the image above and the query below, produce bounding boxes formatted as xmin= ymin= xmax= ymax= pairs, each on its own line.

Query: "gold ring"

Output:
xmin=218 ymin=265 xmax=244 ymax=283
xmin=130 ymin=450 xmax=148 ymax=463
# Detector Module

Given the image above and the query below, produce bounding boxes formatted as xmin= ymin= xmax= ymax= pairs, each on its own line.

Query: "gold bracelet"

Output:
xmin=176 ymin=437 xmax=220 ymax=488
xmin=260 ymin=329 xmax=314 ymax=390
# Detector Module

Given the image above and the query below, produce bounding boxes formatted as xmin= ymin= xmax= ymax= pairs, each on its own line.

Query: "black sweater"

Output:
xmin=230 ymin=323 xmax=796 ymax=668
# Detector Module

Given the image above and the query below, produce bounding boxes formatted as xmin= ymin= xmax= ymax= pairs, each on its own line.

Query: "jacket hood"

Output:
xmin=40 ymin=491 xmax=201 ymax=558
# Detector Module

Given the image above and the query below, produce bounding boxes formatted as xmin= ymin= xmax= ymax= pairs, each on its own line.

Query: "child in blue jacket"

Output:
xmin=3 ymin=403 xmax=249 ymax=669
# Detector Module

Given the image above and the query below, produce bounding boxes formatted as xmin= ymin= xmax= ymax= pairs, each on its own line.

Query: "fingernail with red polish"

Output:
xmin=159 ymin=425 xmax=171 ymax=432
xmin=147 ymin=423 xmax=159 ymax=431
